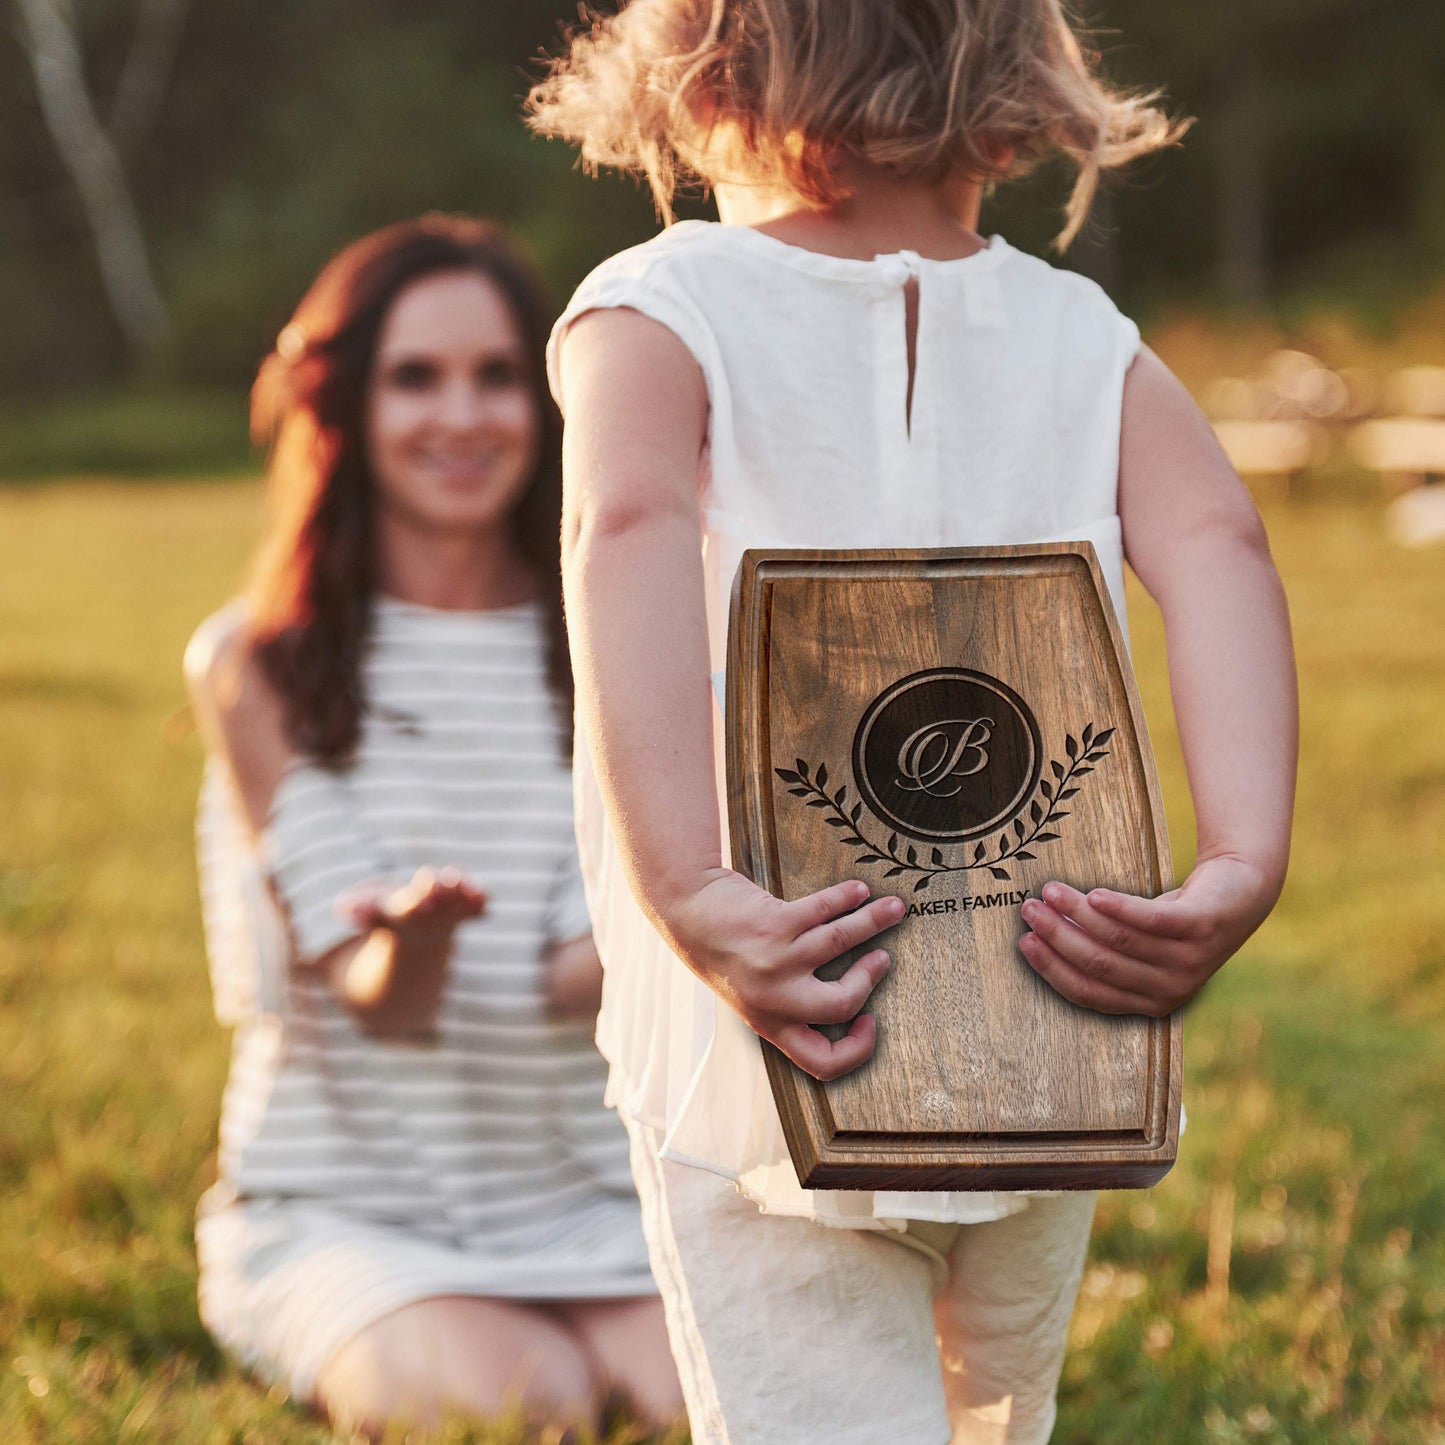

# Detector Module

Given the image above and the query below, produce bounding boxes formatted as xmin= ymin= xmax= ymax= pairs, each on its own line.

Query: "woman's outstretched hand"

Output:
xmin=328 ymin=867 xmax=488 ymax=1037
xmin=661 ymin=870 xmax=904 ymax=1081
xmin=1017 ymin=854 xmax=1281 ymax=1017
xmin=340 ymin=866 xmax=488 ymax=936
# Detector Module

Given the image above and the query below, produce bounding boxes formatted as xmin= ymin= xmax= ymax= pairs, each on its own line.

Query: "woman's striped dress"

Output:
xmin=194 ymin=596 xmax=655 ymax=1401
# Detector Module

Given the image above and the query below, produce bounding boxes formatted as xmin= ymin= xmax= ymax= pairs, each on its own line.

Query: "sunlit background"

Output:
xmin=1 ymin=3 xmax=1442 ymax=1441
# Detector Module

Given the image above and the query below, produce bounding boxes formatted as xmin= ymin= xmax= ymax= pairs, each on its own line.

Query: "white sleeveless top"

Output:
xmin=547 ymin=221 xmax=1142 ymax=1230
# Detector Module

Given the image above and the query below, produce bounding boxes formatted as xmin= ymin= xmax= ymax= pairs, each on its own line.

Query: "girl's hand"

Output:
xmin=339 ymin=866 xmax=488 ymax=937
xmin=662 ymin=870 xmax=905 ymax=1081
xmin=1017 ymin=855 xmax=1280 ymax=1017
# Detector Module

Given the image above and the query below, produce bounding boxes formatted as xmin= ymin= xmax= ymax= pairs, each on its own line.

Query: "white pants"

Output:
xmin=625 ymin=1117 xmax=1096 ymax=1445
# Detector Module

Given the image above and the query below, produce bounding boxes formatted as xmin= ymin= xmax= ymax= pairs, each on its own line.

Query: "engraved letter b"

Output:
xmin=896 ymin=719 xmax=994 ymax=797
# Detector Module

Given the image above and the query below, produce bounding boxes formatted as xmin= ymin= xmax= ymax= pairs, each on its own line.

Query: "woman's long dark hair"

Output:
xmin=246 ymin=214 xmax=570 ymax=766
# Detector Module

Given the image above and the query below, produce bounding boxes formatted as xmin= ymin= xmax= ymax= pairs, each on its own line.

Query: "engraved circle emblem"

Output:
xmin=852 ymin=669 xmax=1042 ymax=843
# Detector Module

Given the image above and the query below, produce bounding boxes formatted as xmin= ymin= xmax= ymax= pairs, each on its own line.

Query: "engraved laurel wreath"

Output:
xmin=774 ymin=723 xmax=1115 ymax=892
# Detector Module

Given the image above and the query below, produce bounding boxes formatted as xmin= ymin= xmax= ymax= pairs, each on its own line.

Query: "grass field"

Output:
xmin=0 ymin=478 xmax=1441 ymax=1444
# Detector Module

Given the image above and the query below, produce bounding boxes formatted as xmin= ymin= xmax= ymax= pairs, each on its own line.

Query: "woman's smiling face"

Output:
xmin=364 ymin=269 xmax=542 ymax=534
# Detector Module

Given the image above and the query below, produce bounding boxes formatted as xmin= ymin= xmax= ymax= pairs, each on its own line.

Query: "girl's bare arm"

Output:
xmin=1019 ymin=347 xmax=1298 ymax=1015
xmin=557 ymin=309 xmax=903 ymax=1080
xmin=185 ymin=614 xmax=484 ymax=1037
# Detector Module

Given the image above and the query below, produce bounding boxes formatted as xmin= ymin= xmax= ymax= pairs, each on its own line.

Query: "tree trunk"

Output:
xmin=107 ymin=0 xmax=191 ymax=158
xmin=1214 ymin=50 xmax=1270 ymax=308
xmin=15 ymin=0 xmax=170 ymax=355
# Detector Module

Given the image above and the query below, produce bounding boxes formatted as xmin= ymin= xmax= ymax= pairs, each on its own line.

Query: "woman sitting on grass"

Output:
xmin=184 ymin=214 xmax=682 ymax=1438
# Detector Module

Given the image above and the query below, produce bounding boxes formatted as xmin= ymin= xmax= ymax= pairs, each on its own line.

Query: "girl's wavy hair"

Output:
xmin=246 ymin=214 xmax=570 ymax=767
xmin=528 ymin=0 xmax=1188 ymax=248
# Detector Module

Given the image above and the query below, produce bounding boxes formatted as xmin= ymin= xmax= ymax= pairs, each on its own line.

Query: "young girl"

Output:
xmin=531 ymin=4 xmax=1297 ymax=1441
xmin=185 ymin=215 xmax=681 ymax=1436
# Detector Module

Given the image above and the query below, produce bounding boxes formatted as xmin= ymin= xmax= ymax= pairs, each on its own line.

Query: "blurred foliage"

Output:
xmin=2 ymin=0 xmax=1444 ymax=398
xmin=1 ymin=0 xmax=660 ymax=394
xmin=0 ymin=387 xmax=250 ymax=478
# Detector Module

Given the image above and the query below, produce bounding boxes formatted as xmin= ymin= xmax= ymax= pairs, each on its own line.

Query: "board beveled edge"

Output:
xmin=726 ymin=544 xmax=1182 ymax=1191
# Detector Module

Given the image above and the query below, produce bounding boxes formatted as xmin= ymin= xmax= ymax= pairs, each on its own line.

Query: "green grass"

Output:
xmin=0 ymin=479 xmax=1441 ymax=1442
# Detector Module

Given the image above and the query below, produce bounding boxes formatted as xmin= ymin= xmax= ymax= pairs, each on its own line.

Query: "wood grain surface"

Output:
xmin=726 ymin=544 xmax=1181 ymax=1190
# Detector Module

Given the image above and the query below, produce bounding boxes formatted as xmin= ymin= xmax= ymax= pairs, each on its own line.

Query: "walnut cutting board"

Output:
xmin=726 ymin=544 xmax=1181 ymax=1191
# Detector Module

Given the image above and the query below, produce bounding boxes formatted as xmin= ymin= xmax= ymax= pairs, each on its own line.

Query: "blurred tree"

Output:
xmin=155 ymin=2 xmax=657 ymax=385
xmin=1091 ymin=0 xmax=1445 ymax=310
xmin=12 ymin=0 xmax=180 ymax=355
xmin=107 ymin=0 xmax=190 ymax=159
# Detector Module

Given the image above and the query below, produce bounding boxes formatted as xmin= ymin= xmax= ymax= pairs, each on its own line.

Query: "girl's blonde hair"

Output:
xmin=527 ymin=0 xmax=1188 ymax=248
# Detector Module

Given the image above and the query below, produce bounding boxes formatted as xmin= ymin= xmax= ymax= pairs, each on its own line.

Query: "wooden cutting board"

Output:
xmin=726 ymin=543 xmax=1181 ymax=1191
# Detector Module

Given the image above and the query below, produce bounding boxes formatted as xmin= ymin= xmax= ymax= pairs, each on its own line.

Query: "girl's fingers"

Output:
xmin=774 ymin=1014 xmax=878 ymax=1082
xmin=1018 ymin=931 xmax=1165 ymax=1017
xmin=1020 ymin=899 xmax=1159 ymax=996
xmin=1084 ymin=886 xmax=1201 ymax=942
xmin=781 ymin=879 xmax=872 ymax=933
xmin=794 ymin=894 xmax=906 ymax=969
xmin=1034 ymin=883 xmax=1187 ymax=966
xmin=794 ymin=949 xmax=891 ymax=1025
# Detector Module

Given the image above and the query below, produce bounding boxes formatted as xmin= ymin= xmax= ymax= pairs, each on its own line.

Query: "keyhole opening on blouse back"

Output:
xmin=903 ymin=276 xmax=920 ymax=439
